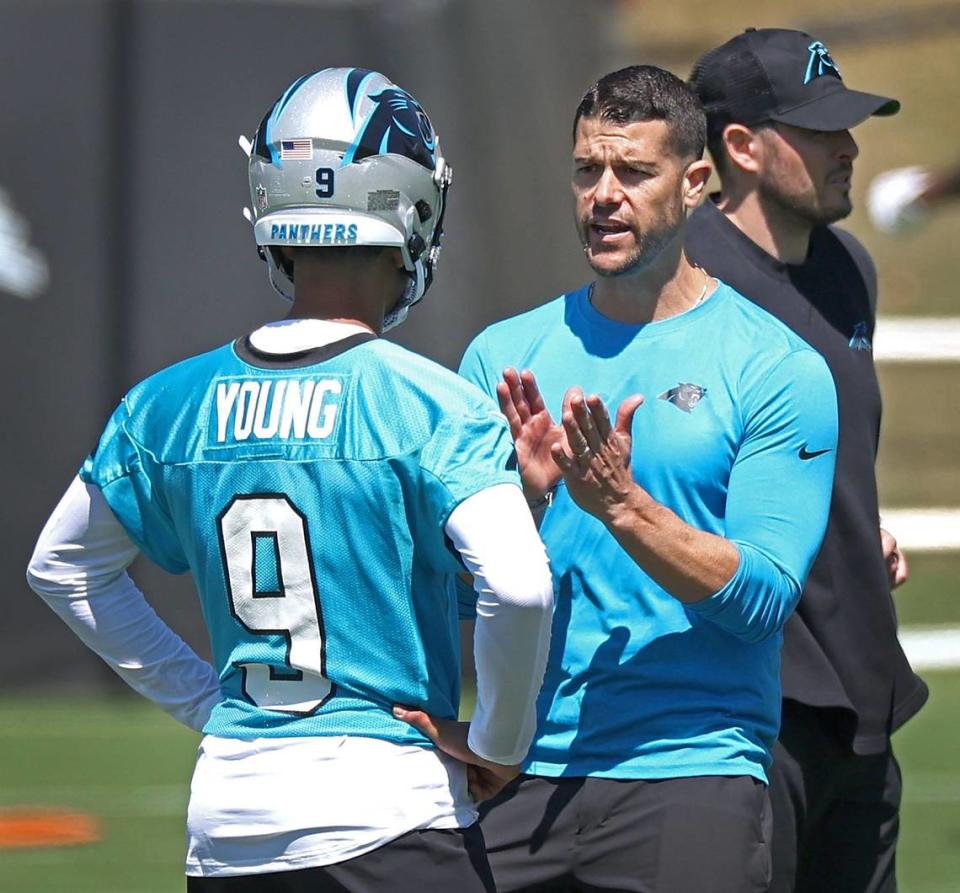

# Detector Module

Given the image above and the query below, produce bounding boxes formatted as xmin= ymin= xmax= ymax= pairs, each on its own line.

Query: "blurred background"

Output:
xmin=1 ymin=0 xmax=957 ymax=890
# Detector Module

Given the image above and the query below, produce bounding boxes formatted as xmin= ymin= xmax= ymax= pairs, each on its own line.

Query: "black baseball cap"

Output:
xmin=690 ymin=28 xmax=899 ymax=131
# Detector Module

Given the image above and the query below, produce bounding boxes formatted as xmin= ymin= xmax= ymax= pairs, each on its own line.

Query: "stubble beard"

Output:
xmin=759 ymin=175 xmax=852 ymax=229
xmin=579 ymin=213 xmax=682 ymax=279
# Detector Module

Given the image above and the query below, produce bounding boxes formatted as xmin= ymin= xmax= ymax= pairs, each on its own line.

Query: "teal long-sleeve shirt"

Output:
xmin=459 ymin=282 xmax=838 ymax=781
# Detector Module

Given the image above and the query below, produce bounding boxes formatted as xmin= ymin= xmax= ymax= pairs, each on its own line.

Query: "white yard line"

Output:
xmin=874 ymin=316 xmax=960 ymax=362
xmin=873 ymin=322 xmax=960 ymax=668
xmin=899 ymin=626 xmax=960 ymax=671
xmin=879 ymin=508 xmax=960 ymax=551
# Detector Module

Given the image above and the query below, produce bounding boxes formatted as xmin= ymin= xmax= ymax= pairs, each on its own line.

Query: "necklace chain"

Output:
xmin=693 ymin=265 xmax=710 ymax=306
xmin=586 ymin=267 xmax=711 ymax=314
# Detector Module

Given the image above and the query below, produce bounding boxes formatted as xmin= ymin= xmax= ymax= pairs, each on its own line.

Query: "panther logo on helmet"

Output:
xmin=344 ymin=84 xmax=437 ymax=171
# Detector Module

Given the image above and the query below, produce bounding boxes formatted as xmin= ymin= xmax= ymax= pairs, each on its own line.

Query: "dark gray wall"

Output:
xmin=2 ymin=0 xmax=119 ymax=688
xmin=2 ymin=0 xmax=609 ymax=689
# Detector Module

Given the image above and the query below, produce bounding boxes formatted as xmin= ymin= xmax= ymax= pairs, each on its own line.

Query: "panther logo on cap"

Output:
xmin=849 ymin=321 xmax=872 ymax=351
xmin=804 ymin=41 xmax=841 ymax=84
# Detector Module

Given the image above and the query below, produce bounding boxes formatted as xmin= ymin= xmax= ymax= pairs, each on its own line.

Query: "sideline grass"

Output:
xmin=895 ymin=670 xmax=960 ymax=893
xmin=894 ymin=552 xmax=960 ymax=627
xmin=0 ymin=667 xmax=957 ymax=892
xmin=0 ymin=699 xmax=198 ymax=893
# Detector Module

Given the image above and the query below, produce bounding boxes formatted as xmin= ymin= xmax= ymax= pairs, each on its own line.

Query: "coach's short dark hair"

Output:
xmin=573 ymin=65 xmax=706 ymax=161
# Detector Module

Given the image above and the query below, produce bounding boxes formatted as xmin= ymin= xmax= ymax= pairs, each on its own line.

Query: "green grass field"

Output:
xmin=2 ymin=545 xmax=955 ymax=892
xmin=1 ymin=680 xmax=958 ymax=893
xmin=3 ymin=440 xmax=952 ymax=892
xmin=1 ymin=611 xmax=958 ymax=893
xmin=0 ymin=699 xmax=197 ymax=893
xmin=893 ymin=671 xmax=960 ymax=893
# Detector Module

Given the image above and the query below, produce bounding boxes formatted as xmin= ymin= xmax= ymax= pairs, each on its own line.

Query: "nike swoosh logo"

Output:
xmin=798 ymin=445 xmax=831 ymax=460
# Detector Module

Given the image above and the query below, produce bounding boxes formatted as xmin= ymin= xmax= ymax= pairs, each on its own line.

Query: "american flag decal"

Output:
xmin=280 ymin=139 xmax=313 ymax=160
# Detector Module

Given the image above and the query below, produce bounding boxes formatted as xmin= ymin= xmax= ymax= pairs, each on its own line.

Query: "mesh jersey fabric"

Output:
xmin=459 ymin=282 xmax=838 ymax=781
xmin=81 ymin=336 xmax=519 ymax=742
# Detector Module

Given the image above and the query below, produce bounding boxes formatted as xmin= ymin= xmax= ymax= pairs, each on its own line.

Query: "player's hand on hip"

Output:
xmin=552 ymin=388 xmax=644 ymax=520
xmin=497 ymin=368 xmax=564 ymax=502
xmin=466 ymin=761 xmax=519 ymax=803
xmin=392 ymin=706 xmax=520 ymax=802
xmin=880 ymin=527 xmax=909 ymax=589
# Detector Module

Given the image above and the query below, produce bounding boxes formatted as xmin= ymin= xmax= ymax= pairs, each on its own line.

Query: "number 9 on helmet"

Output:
xmin=240 ymin=68 xmax=453 ymax=330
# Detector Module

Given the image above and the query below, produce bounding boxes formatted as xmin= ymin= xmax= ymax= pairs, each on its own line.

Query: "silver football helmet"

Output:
xmin=240 ymin=68 xmax=452 ymax=330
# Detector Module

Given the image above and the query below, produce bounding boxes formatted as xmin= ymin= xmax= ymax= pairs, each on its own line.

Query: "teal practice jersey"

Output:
xmin=81 ymin=334 xmax=519 ymax=743
xmin=460 ymin=283 xmax=838 ymax=781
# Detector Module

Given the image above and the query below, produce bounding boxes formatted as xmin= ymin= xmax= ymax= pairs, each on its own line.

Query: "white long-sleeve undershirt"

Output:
xmin=445 ymin=483 xmax=553 ymax=764
xmin=26 ymin=476 xmax=222 ymax=732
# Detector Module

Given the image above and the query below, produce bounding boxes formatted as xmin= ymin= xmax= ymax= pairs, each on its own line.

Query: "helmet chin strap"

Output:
xmin=382 ymin=261 xmax=425 ymax=332
xmin=265 ymin=246 xmax=295 ymax=302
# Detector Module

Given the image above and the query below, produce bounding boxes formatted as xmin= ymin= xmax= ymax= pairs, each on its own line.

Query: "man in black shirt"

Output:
xmin=687 ymin=28 xmax=928 ymax=893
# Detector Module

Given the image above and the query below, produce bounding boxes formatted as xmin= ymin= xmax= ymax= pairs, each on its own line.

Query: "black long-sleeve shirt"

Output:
xmin=687 ymin=197 xmax=928 ymax=754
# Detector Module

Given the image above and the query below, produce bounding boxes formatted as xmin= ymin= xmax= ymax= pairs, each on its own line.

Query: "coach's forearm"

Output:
xmin=602 ymin=484 xmax=739 ymax=604
xmin=602 ymin=484 xmax=803 ymax=642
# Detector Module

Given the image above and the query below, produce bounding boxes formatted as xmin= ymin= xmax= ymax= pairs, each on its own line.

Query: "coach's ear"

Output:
xmin=722 ymin=123 xmax=763 ymax=175
xmin=682 ymin=158 xmax=712 ymax=209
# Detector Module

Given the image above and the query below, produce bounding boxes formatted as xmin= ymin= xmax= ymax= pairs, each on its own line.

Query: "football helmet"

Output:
xmin=241 ymin=68 xmax=452 ymax=330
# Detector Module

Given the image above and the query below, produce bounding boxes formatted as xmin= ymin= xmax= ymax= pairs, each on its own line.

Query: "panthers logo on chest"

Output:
xmin=659 ymin=382 xmax=708 ymax=413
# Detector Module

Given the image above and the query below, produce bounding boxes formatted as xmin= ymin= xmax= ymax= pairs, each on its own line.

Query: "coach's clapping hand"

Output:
xmin=552 ymin=387 xmax=644 ymax=521
xmin=496 ymin=368 xmax=565 ymax=503
xmin=392 ymin=706 xmax=520 ymax=802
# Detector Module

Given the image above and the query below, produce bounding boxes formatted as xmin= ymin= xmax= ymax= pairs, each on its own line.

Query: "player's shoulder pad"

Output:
xmin=122 ymin=342 xmax=237 ymax=416
xmin=371 ymin=339 xmax=503 ymax=417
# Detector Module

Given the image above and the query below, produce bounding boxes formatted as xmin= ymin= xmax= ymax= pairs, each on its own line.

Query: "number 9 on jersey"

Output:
xmin=218 ymin=494 xmax=333 ymax=714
